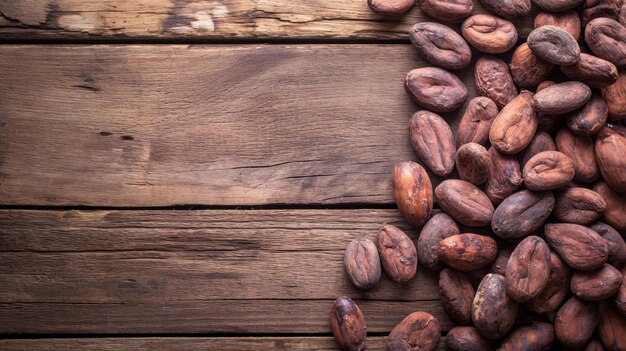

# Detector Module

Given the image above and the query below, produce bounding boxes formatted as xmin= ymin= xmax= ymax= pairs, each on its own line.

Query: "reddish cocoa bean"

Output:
xmin=438 ymin=234 xmax=498 ymax=272
xmin=392 ymin=162 xmax=433 ymax=227
xmin=472 ymin=273 xmax=519 ymax=339
xmin=554 ymin=187 xmax=605 ymax=225
xmin=368 ymin=0 xmax=415 ymax=16
xmin=439 ymin=268 xmax=475 ymax=325
xmin=461 ymin=14 xmax=517 ymax=54
xmin=491 ymin=190 xmax=555 ymax=241
xmin=509 ymin=43 xmax=554 ymax=89
xmin=491 ymin=250 xmax=512 ymax=276
xmin=534 ymin=10 xmax=581 ymax=40
xmin=585 ymin=18 xmax=626 ymax=67
xmin=555 ymin=297 xmax=599 ymax=348
xmin=386 ymin=312 xmax=440 ymax=351
xmin=405 ymin=67 xmax=468 ymax=113
xmin=435 ymin=179 xmax=494 ymax=227
xmin=533 ymin=81 xmax=592 ymax=114
xmin=602 ymin=70 xmax=626 ymax=121
xmin=525 ymin=251 xmax=571 ymax=314
xmin=532 ymin=0 xmax=583 ymax=12
xmin=556 ymin=128 xmax=600 ymax=183
xmin=455 ymin=143 xmax=491 ymax=185
xmin=589 ymin=221 xmax=626 ymax=267
xmin=344 ymin=238 xmax=381 ymax=289
xmin=545 ymin=223 xmax=608 ymax=271
xmin=330 ymin=296 xmax=367 ymax=351
xmin=445 ymin=326 xmax=492 ymax=351
xmin=409 ymin=22 xmax=472 ymax=70
xmin=498 ymin=322 xmax=555 ymax=351
xmin=595 ymin=124 xmax=626 ymax=193
xmin=614 ymin=265 xmax=626 ymax=316
xmin=456 ymin=97 xmax=498 ymax=147
xmin=597 ymin=302 xmax=626 ymax=351
xmin=561 ymin=53 xmax=618 ymax=88
xmin=567 ymin=94 xmax=608 ymax=135
xmin=489 ymin=90 xmax=538 ymax=154
xmin=594 ymin=181 xmax=626 ymax=232
xmin=478 ymin=0 xmax=531 ymax=18
xmin=505 ymin=236 xmax=552 ymax=303
xmin=581 ymin=0 xmax=621 ymax=26
xmin=485 ymin=146 xmax=523 ymax=205
xmin=377 ymin=225 xmax=418 ymax=283
xmin=475 ymin=56 xmax=518 ymax=109
xmin=528 ymin=25 xmax=580 ymax=66
xmin=571 ymin=264 xmax=623 ymax=301
xmin=409 ymin=110 xmax=456 ymax=177
xmin=523 ymin=151 xmax=576 ymax=191
xmin=417 ymin=0 xmax=473 ymax=22
xmin=417 ymin=213 xmax=459 ymax=271
xmin=520 ymin=132 xmax=556 ymax=168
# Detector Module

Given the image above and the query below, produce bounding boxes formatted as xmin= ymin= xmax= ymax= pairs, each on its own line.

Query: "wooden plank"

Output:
xmin=0 ymin=209 xmax=452 ymax=334
xmin=0 ymin=44 xmax=474 ymax=206
xmin=0 ymin=1 xmax=535 ymax=41
xmin=0 ymin=337 xmax=448 ymax=351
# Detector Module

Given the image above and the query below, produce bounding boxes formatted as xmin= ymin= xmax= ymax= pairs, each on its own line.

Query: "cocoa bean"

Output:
xmin=595 ymin=124 xmax=626 ymax=192
xmin=472 ymin=273 xmax=518 ymax=339
xmin=455 ymin=143 xmax=491 ymax=185
xmin=330 ymin=296 xmax=367 ymax=351
xmin=368 ymin=0 xmax=415 ymax=16
xmin=377 ymin=224 xmax=418 ymax=283
xmin=583 ymin=340 xmax=606 ymax=351
xmin=461 ymin=14 xmax=517 ymax=54
xmin=456 ymin=97 xmax=498 ymax=147
xmin=532 ymin=81 xmax=592 ymax=114
xmin=593 ymin=181 xmax=626 ymax=232
xmin=478 ymin=0 xmax=531 ymax=18
xmin=344 ymin=237 xmax=381 ymax=289
xmin=597 ymin=302 xmax=626 ymax=351
xmin=491 ymin=250 xmax=511 ymax=276
xmin=556 ymin=128 xmax=600 ymax=183
xmin=585 ymin=18 xmax=626 ymax=67
xmin=544 ymin=223 xmax=608 ymax=271
xmin=537 ymin=80 xmax=556 ymax=92
xmin=554 ymin=187 xmax=606 ymax=225
xmin=581 ymin=0 xmax=621 ymax=26
xmin=392 ymin=162 xmax=433 ymax=227
xmin=505 ymin=236 xmax=552 ymax=303
xmin=532 ymin=0 xmax=583 ymax=12
xmin=534 ymin=10 xmax=581 ymax=40
xmin=566 ymin=94 xmax=609 ymax=135
xmin=409 ymin=110 xmax=456 ymax=177
xmin=439 ymin=268 xmax=475 ymax=325
xmin=555 ymin=297 xmax=599 ymax=348
xmin=561 ymin=53 xmax=618 ymax=89
xmin=571 ymin=264 xmax=623 ymax=301
xmin=523 ymin=151 xmax=576 ymax=191
xmin=417 ymin=0 xmax=473 ymax=22
xmin=475 ymin=56 xmax=518 ymax=109
xmin=498 ymin=322 xmax=555 ymax=351
xmin=528 ymin=25 xmax=580 ymax=66
xmin=435 ymin=179 xmax=494 ymax=227
xmin=491 ymin=190 xmax=555 ymax=241
xmin=602 ymin=70 xmax=626 ymax=120
xmin=589 ymin=221 xmax=626 ymax=267
xmin=485 ymin=146 xmax=523 ymax=204
xmin=417 ymin=213 xmax=459 ymax=271
xmin=385 ymin=312 xmax=440 ymax=351
xmin=489 ymin=90 xmax=538 ymax=154
xmin=615 ymin=265 xmax=626 ymax=316
xmin=405 ymin=67 xmax=468 ymax=113
xmin=409 ymin=22 xmax=472 ymax=70
xmin=509 ymin=43 xmax=554 ymax=89
xmin=446 ymin=326 xmax=493 ymax=351
xmin=525 ymin=251 xmax=571 ymax=314
xmin=520 ymin=132 xmax=556 ymax=168
xmin=438 ymin=234 xmax=498 ymax=271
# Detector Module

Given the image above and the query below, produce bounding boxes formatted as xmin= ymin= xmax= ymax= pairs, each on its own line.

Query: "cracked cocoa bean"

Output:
xmin=528 ymin=25 xmax=580 ymax=66
xmin=435 ymin=179 xmax=494 ymax=227
xmin=344 ymin=237 xmax=381 ymax=289
xmin=385 ymin=312 xmax=440 ymax=351
xmin=595 ymin=124 xmax=626 ymax=193
xmin=330 ymin=296 xmax=367 ymax=351
xmin=472 ymin=273 xmax=518 ymax=339
xmin=485 ymin=146 xmax=523 ymax=204
xmin=535 ymin=10 xmax=581 ymax=40
xmin=455 ymin=143 xmax=490 ymax=185
xmin=554 ymin=187 xmax=605 ymax=225
xmin=409 ymin=22 xmax=472 ymax=70
xmin=417 ymin=213 xmax=459 ymax=271
xmin=566 ymin=94 xmax=608 ymax=135
xmin=438 ymin=234 xmax=498 ymax=271
xmin=489 ymin=90 xmax=538 ymax=154
xmin=555 ymin=128 xmax=599 ymax=183
xmin=405 ymin=67 xmax=468 ymax=113
xmin=585 ymin=18 xmax=626 ymax=67
xmin=505 ymin=236 xmax=551 ymax=303
xmin=417 ymin=0 xmax=473 ymax=22
xmin=392 ymin=162 xmax=433 ymax=227
xmin=439 ymin=268 xmax=475 ymax=325
xmin=377 ymin=224 xmax=417 ymax=283
xmin=525 ymin=251 xmax=571 ymax=314
xmin=561 ymin=53 xmax=618 ymax=88
xmin=475 ymin=56 xmax=518 ymax=108
xmin=498 ymin=322 xmax=555 ymax=351
xmin=532 ymin=81 xmax=592 ymax=114
xmin=461 ymin=14 xmax=517 ymax=54
xmin=509 ymin=43 xmax=554 ymax=89
xmin=491 ymin=190 xmax=555 ymax=241
xmin=545 ymin=223 xmax=608 ymax=271
xmin=523 ymin=151 xmax=576 ymax=191
xmin=456 ymin=97 xmax=498 ymax=147
xmin=555 ymin=297 xmax=599 ymax=348
xmin=571 ymin=264 xmax=623 ymax=301
xmin=409 ymin=110 xmax=455 ymax=177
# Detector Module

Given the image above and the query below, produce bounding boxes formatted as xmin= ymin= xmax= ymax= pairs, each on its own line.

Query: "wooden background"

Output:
xmin=0 ymin=1 xmax=536 ymax=350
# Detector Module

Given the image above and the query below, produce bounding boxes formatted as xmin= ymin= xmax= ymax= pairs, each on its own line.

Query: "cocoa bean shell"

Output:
xmin=571 ymin=264 xmax=623 ymax=301
xmin=456 ymin=96 xmax=498 ymax=147
xmin=556 ymin=127 xmax=600 ymax=183
xmin=595 ymin=124 xmax=626 ymax=193
xmin=385 ymin=311 xmax=440 ymax=351
xmin=435 ymin=179 xmax=494 ymax=227
xmin=368 ymin=0 xmax=415 ymax=16
xmin=392 ymin=162 xmax=433 ymax=227
xmin=523 ymin=151 xmax=576 ymax=191
xmin=405 ymin=67 xmax=468 ymax=113
xmin=417 ymin=0 xmax=473 ymax=22
xmin=505 ymin=236 xmax=552 ymax=303
xmin=554 ymin=187 xmax=605 ymax=225
xmin=602 ymin=70 xmax=626 ymax=120
xmin=446 ymin=326 xmax=493 ymax=351
xmin=409 ymin=110 xmax=456 ymax=177
xmin=532 ymin=0 xmax=583 ymax=12
xmin=417 ymin=213 xmax=459 ymax=271
xmin=532 ymin=81 xmax=592 ymax=114
xmin=544 ymin=223 xmax=608 ymax=271
xmin=585 ymin=18 xmax=626 ymax=67
xmin=498 ymin=322 xmax=555 ymax=351
xmin=409 ymin=22 xmax=472 ymax=70
xmin=509 ymin=43 xmax=554 ymax=89
xmin=471 ymin=273 xmax=519 ymax=339
xmin=555 ymin=297 xmax=599 ymax=349
xmin=561 ymin=53 xmax=618 ymax=88
xmin=330 ymin=296 xmax=367 ymax=351
xmin=534 ymin=10 xmax=581 ymax=40
xmin=590 ymin=221 xmax=626 ymax=268
xmin=377 ymin=224 xmax=418 ymax=283
xmin=461 ymin=14 xmax=517 ymax=54
xmin=567 ymin=94 xmax=608 ymax=135
xmin=455 ymin=143 xmax=491 ymax=185
xmin=520 ymin=132 xmax=556 ymax=168
xmin=528 ymin=25 xmax=580 ymax=66
xmin=597 ymin=302 xmax=626 ymax=351
xmin=344 ymin=237 xmax=381 ymax=289
xmin=489 ymin=90 xmax=538 ymax=154
xmin=439 ymin=268 xmax=475 ymax=325
xmin=438 ymin=234 xmax=498 ymax=271
xmin=593 ymin=181 xmax=626 ymax=232
xmin=475 ymin=56 xmax=518 ymax=109
xmin=478 ymin=0 xmax=531 ymax=18
xmin=525 ymin=251 xmax=571 ymax=314
xmin=485 ymin=146 xmax=523 ymax=205
xmin=491 ymin=190 xmax=555 ymax=241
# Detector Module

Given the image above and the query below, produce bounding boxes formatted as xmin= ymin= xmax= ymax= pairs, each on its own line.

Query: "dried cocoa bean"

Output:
xmin=595 ymin=124 xmax=626 ymax=192
xmin=561 ymin=53 xmax=618 ymax=88
xmin=417 ymin=0 xmax=473 ymax=22
xmin=523 ymin=151 xmax=575 ymax=191
xmin=555 ymin=297 xmax=599 ymax=348
xmin=344 ymin=237 xmax=381 ymax=289
xmin=567 ymin=94 xmax=608 ymax=135
xmin=405 ymin=67 xmax=468 ymax=113
xmin=435 ymin=179 xmax=494 ymax=227
xmin=377 ymin=224 xmax=418 ymax=283
xmin=532 ymin=81 xmax=592 ymax=114
xmin=532 ymin=0 xmax=583 ymax=12
xmin=589 ymin=222 xmax=626 ymax=267
xmin=392 ymin=162 xmax=433 ymax=227
xmin=509 ymin=43 xmax=554 ymax=89
xmin=525 ymin=251 xmax=571 ymax=314
xmin=489 ymin=90 xmax=538 ymax=154
xmin=455 ymin=143 xmax=490 ymax=185
xmin=491 ymin=190 xmax=555 ymax=241
xmin=475 ymin=56 xmax=518 ymax=108
xmin=528 ymin=25 xmax=580 ymax=66
xmin=498 ymin=322 xmax=555 ymax=351
xmin=583 ymin=340 xmax=606 ymax=351
xmin=535 ymin=10 xmax=581 ymax=40
xmin=409 ymin=110 xmax=456 ymax=177
xmin=330 ymin=296 xmax=367 ymax=351
xmin=554 ymin=187 xmax=605 ymax=225
xmin=615 ymin=265 xmax=626 ymax=316
xmin=544 ymin=223 xmax=608 ymax=271
xmin=368 ymin=0 xmax=415 ymax=16
xmin=478 ymin=0 xmax=531 ymax=18
xmin=446 ymin=326 xmax=492 ymax=351
xmin=602 ymin=70 xmax=626 ymax=120
xmin=537 ymin=80 xmax=556 ymax=92
xmin=438 ymin=234 xmax=498 ymax=271
xmin=485 ymin=146 xmax=523 ymax=204
xmin=456 ymin=97 xmax=498 ymax=147
xmin=417 ymin=213 xmax=459 ymax=271
xmin=585 ymin=18 xmax=626 ymax=67
xmin=556 ymin=128 xmax=600 ymax=183
xmin=597 ymin=302 xmax=626 ymax=351
xmin=594 ymin=181 xmax=626 ymax=232
xmin=571 ymin=264 xmax=623 ymax=301
xmin=409 ymin=22 xmax=472 ymax=70
xmin=472 ymin=273 xmax=518 ymax=339
xmin=461 ymin=14 xmax=517 ymax=54
xmin=581 ymin=0 xmax=621 ymax=26
xmin=385 ymin=312 xmax=440 ymax=351
xmin=505 ymin=236 xmax=551 ymax=303
xmin=439 ymin=268 xmax=475 ymax=325
xmin=520 ymin=132 xmax=556 ymax=168
xmin=491 ymin=250 xmax=511 ymax=276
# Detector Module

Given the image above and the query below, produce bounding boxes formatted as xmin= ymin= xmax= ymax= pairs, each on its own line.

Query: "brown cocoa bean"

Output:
xmin=535 ymin=10 xmax=581 ymax=40
xmin=409 ymin=110 xmax=456 ymax=177
xmin=461 ymin=14 xmax=517 ymax=54
xmin=478 ymin=0 xmax=531 ymax=18
xmin=509 ymin=43 xmax=554 ymax=89
xmin=585 ymin=18 xmax=626 ymax=67
xmin=523 ymin=151 xmax=575 ymax=191
xmin=602 ymin=70 xmax=626 ymax=120
xmin=344 ymin=237 xmax=381 ymax=289
xmin=597 ymin=302 xmax=626 ymax=351
xmin=368 ymin=0 xmax=415 ymax=16
xmin=589 ymin=222 xmax=626 ymax=267
xmin=533 ymin=0 xmax=583 ymax=12
xmin=377 ymin=224 xmax=418 ymax=283
xmin=475 ymin=56 xmax=518 ymax=109
xmin=417 ymin=213 xmax=459 ymax=271
xmin=561 ymin=54 xmax=619 ymax=89
xmin=595 ymin=124 xmax=626 ymax=192
xmin=556 ymin=128 xmax=600 ymax=183
xmin=472 ymin=273 xmax=518 ymax=339
xmin=554 ymin=187 xmax=605 ymax=225
xmin=439 ymin=234 xmax=498 ymax=272
xmin=498 ymin=322 xmax=555 ymax=351
xmin=435 ymin=179 xmax=494 ymax=227
xmin=485 ymin=146 xmax=523 ymax=205
xmin=555 ymin=297 xmax=599 ymax=348
xmin=446 ymin=326 xmax=493 ymax=351
xmin=330 ymin=296 xmax=367 ymax=351
xmin=455 ymin=143 xmax=491 ymax=186
xmin=567 ymin=94 xmax=609 ymax=135
xmin=528 ymin=25 xmax=580 ymax=66
xmin=538 ymin=113 xmax=568 ymax=133
xmin=582 ymin=0 xmax=621 ymax=26
xmin=571 ymin=264 xmax=623 ymax=301
xmin=525 ymin=251 xmax=571 ymax=314
xmin=622 ymin=1 xmax=626 ymax=26
xmin=491 ymin=250 xmax=512 ymax=276
xmin=385 ymin=312 xmax=440 ymax=351
xmin=583 ymin=340 xmax=606 ymax=351
xmin=537 ymin=80 xmax=556 ymax=92
xmin=489 ymin=90 xmax=538 ymax=154
xmin=505 ymin=236 xmax=551 ymax=303
xmin=491 ymin=190 xmax=555 ymax=241
xmin=405 ymin=67 xmax=468 ymax=113
xmin=456 ymin=97 xmax=498 ymax=147
xmin=417 ymin=0 xmax=473 ymax=22
xmin=409 ymin=22 xmax=472 ymax=70
xmin=392 ymin=162 xmax=433 ymax=227
xmin=533 ymin=81 xmax=592 ymax=114
xmin=545 ymin=223 xmax=608 ymax=271
xmin=594 ymin=181 xmax=626 ymax=232
xmin=439 ymin=268 xmax=475 ymax=325
xmin=520 ymin=132 xmax=556 ymax=168
xmin=615 ymin=265 xmax=626 ymax=316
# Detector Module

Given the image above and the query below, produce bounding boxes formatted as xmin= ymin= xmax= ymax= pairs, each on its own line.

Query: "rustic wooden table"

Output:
xmin=0 ymin=1 xmax=535 ymax=350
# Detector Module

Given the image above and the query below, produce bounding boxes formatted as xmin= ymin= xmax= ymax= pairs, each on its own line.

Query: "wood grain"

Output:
xmin=0 ymin=1 xmax=535 ymax=41
xmin=0 ymin=209 xmax=453 ymax=334
xmin=0 ymin=44 xmax=475 ymax=206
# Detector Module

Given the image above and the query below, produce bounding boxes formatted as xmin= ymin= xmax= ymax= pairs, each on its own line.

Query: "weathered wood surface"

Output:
xmin=0 ymin=337 xmax=448 ymax=351
xmin=0 ymin=44 xmax=476 ymax=207
xmin=0 ymin=1 xmax=535 ymax=41
xmin=0 ymin=209 xmax=452 ymax=334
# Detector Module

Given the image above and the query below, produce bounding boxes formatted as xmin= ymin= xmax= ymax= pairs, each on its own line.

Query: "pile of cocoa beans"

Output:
xmin=331 ymin=0 xmax=626 ymax=350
